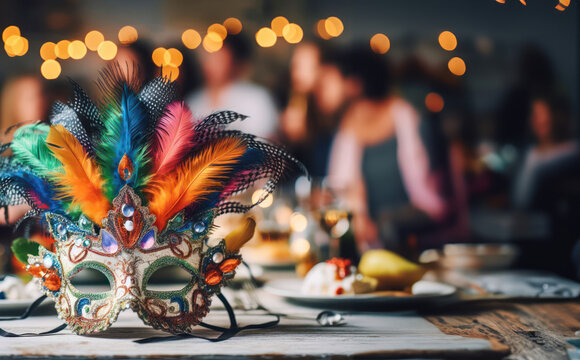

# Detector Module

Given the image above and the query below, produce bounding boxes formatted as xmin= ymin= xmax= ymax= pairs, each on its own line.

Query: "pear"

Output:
xmin=358 ymin=249 xmax=426 ymax=290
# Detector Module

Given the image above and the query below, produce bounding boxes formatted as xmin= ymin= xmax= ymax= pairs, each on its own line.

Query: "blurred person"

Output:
xmin=115 ymin=40 xmax=157 ymax=82
xmin=495 ymin=46 xmax=556 ymax=149
xmin=187 ymin=34 xmax=278 ymax=139
xmin=512 ymin=93 xmax=579 ymax=209
xmin=0 ymin=74 xmax=47 ymax=142
xmin=280 ymin=43 xmax=320 ymax=145
xmin=326 ymin=47 xmax=449 ymax=254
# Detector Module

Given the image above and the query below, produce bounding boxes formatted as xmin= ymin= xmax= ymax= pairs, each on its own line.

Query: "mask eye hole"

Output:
xmin=69 ymin=267 xmax=113 ymax=296
xmin=145 ymin=265 xmax=192 ymax=293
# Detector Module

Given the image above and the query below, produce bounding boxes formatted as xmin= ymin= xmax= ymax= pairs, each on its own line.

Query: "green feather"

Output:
xmin=11 ymin=124 xmax=61 ymax=177
xmin=11 ymin=237 xmax=40 ymax=264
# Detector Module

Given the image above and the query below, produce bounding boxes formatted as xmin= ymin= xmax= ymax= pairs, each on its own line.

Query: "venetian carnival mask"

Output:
xmin=0 ymin=68 xmax=304 ymax=334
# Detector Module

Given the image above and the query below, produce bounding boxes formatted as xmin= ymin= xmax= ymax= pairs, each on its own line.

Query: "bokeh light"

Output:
xmin=5 ymin=35 xmax=28 ymax=56
xmin=182 ymin=29 xmax=201 ymax=49
xmin=556 ymin=0 xmax=570 ymax=10
xmin=118 ymin=25 xmax=138 ymax=45
xmin=208 ymin=24 xmax=227 ymax=40
xmin=290 ymin=238 xmax=311 ymax=259
xmin=370 ymin=33 xmax=390 ymax=54
xmin=164 ymin=48 xmax=183 ymax=67
xmin=271 ymin=16 xmax=289 ymax=37
xmin=55 ymin=40 xmax=71 ymax=59
xmin=255 ymin=27 xmax=277 ymax=48
xmin=68 ymin=40 xmax=87 ymax=60
xmin=97 ymin=40 xmax=117 ymax=60
xmin=162 ymin=65 xmax=179 ymax=82
xmin=223 ymin=17 xmax=242 ymax=35
xmin=438 ymin=31 xmax=457 ymax=51
xmin=448 ymin=56 xmax=466 ymax=76
xmin=282 ymin=23 xmax=303 ymax=44
xmin=84 ymin=30 xmax=104 ymax=51
xmin=425 ymin=92 xmax=445 ymax=112
xmin=252 ymin=189 xmax=274 ymax=208
xmin=152 ymin=47 xmax=167 ymax=66
xmin=202 ymin=32 xmax=223 ymax=53
xmin=324 ymin=17 xmax=344 ymax=37
xmin=290 ymin=212 xmax=308 ymax=232
xmin=2 ymin=26 xmax=20 ymax=42
xmin=41 ymin=59 xmax=61 ymax=80
xmin=40 ymin=42 xmax=57 ymax=60
xmin=316 ymin=19 xmax=332 ymax=40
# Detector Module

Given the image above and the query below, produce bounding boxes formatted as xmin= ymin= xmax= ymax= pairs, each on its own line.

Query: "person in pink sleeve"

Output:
xmin=326 ymin=47 xmax=449 ymax=255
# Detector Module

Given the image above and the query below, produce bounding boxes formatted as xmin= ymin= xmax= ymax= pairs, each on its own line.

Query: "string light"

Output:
xmin=282 ymin=23 xmax=303 ymax=44
xmin=252 ymin=189 xmax=274 ymax=208
xmin=324 ymin=17 xmax=344 ymax=37
xmin=164 ymin=48 xmax=183 ymax=67
xmin=41 ymin=59 xmax=61 ymax=79
xmin=202 ymin=32 xmax=223 ymax=52
xmin=68 ymin=40 xmax=87 ymax=60
xmin=316 ymin=19 xmax=332 ymax=40
xmin=182 ymin=29 xmax=201 ymax=49
xmin=290 ymin=212 xmax=308 ymax=232
xmin=152 ymin=47 xmax=167 ymax=66
xmin=448 ymin=57 xmax=466 ymax=76
xmin=207 ymin=24 xmax=227 ymax=40
xmin=370 ymin=33 xmax=390 ymax=54
xmin=97 ymin=40 xmax=117 ymax=60
xmin=40 ymin=42 xmax=57 ymax=60
xmin=438 ymin=31 xmax=457 ymax=51
xmin=271 ymin=16 xmax=289 ymax=37
xmin=556 ymin=0 xmax=570 ymax=10
xmin=85 ymin=30 xmax=104 ymax=51
xmin=255 ymin=27 xmax=276 ymax=48
xmin=55 ymin=40 xmax=71 ymax=59
xmin=2 ymin=26 xmax=20 ymax=42
xmin=223 ymin=17 xmax=242 ymax=35
xmin=162 ymin=65 xmax=179 ymax=82
xmin=118 ymin=25 xmax=138 ymax=45
xmin=5 ymin=35 xmax=28 ymax=56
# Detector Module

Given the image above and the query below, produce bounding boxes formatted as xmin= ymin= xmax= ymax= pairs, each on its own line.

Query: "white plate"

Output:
xmin=264 ymin=279 xmax=457 ymax=310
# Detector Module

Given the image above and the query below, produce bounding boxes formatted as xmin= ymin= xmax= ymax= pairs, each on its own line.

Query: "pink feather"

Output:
xmin=151 ymin=102 xmax=196 ymax=176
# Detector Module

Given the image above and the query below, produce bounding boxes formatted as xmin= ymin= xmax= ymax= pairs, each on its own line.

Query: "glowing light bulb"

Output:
xmin=271 ymin=16 xmax=289 ymax=37
xmin=255 ymin=27 xmax=277 ymax=48
xmin=97 ymin=41 xmax=117 ymax=61
xmin=438 ymin=31 xmax=457 ymax=51
xmin=370 ymin=33 xmax=390 ymax=54
xmin=182 ymin=29 xmax=201 ymax=49
xmin=68 ymin=40 xmax=87 ymax=59
xmin=85 ymin=30 xmax=104 ymax=51
xmin=118 ymin=25 xmax=138 ymax=45
xmin=223 ymin=17 xmax=242 ymax=35
xmin=41 ymin=60 xmax=62 ymax=80
xmin=448 ymin=57 xmax=466 ymax=76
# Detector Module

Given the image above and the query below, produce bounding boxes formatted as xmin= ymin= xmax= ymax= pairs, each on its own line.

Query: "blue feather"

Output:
xmin=0 ymin=170 xmax=62 ymax=213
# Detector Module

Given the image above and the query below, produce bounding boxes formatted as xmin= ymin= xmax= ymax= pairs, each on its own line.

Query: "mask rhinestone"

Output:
xmin=124 ymin=220 xmax=134 ymax=231
xmin=212 ymin=252 xmax=224 ymax=264
xmin=102 ymin=230 xmax=119 ymax=253
xmin=121 ymin=204 xmax=134 ymax=217
xmin=43 ymin=254 xmax=54 ymax=268
xmin=57 ymin=223 xmax=66 ymax=236
xmin=139 ymin=229 xmax=155 ymax=249
xmin=82 ymin=238 xmax=91 ymax=247
xmin=194 ymin=221 xmax=206 ymax=233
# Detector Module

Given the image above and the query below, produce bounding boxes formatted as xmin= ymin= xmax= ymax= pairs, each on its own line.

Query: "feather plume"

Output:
xmin=10 ymin=123 xmax=61 ymax=177
xmin=151 ymin=102 xmax=195 ymax=176
xmin=96 ymin=85 xmax=150 ymax=200
xmin=46 ymin=125 xmax=111 ymax=225
xmin=145 ymin=137 xmax=246 ymax=230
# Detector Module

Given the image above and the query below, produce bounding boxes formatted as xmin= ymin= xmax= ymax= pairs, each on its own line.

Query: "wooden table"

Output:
xmin=0 ymin=281 xmax=578 ymax=359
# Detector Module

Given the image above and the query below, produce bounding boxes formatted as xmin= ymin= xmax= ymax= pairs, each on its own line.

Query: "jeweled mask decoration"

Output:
xmin=1 ymin=67 xmax=304 ymax=334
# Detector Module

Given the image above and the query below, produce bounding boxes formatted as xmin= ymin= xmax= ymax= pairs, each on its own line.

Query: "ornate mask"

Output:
xmin=2 ymin=70 xmax=303 ymax=334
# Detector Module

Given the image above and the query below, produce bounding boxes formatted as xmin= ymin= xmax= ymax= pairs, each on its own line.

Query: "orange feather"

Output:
xmin=145 ymin=137 xmax=246 ymax=230
xmin=46 ymin=125 xmax=111 ymax=225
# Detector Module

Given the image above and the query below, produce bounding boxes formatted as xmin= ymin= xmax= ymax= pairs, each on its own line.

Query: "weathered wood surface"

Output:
xmin=0 ymin=290 xmax=499 ymax=359
xmin=424 ymin=301 xmax=580 ymax=360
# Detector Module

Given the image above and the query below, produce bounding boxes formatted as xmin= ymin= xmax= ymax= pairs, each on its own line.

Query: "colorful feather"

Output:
xmin=10 ymin=123 xmax=61 ymax=177
xmin=145 ymin=137 xmax=246 ymax=230
xmin=46 ymin=125 xmax=111 ymax=225
xmin=96 ymin=85 xmax=150 ymax=200
xmin=151 ymin=102 xmax=195 ymax=176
